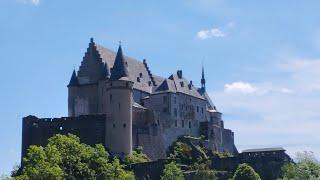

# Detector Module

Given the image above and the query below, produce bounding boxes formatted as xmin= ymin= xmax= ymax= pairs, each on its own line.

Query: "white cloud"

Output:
xmin=197 ymin=28 xmax=226 ymax=39
xmin=224 ymin=81 xmax=257 ymax=94
xmin=210 ymin=56 xmax=320 ymax=159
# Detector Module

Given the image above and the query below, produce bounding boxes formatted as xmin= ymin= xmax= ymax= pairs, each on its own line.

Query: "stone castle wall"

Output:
xmin=21 ymin=114 xmax=106 ymax=162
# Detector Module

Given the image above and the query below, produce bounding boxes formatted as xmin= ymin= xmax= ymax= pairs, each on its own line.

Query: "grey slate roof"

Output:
xmin=96 ymin=45 xmax=153 ymax=93
xmin=242 ymin=147 xmax=285 ymax=153
xmin=155 ymin=79 xmax=176 ymax=92
xmin=133 ymin=102 xmax=147 ymax=109
xmin=95 ymin=44 xmax=206 ymax=100
xmin=168 ymin=74 xmax=205 ymax=99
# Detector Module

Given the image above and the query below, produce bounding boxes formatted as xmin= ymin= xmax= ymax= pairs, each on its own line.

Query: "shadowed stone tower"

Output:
xmin=105 ymin=44 xmax=134 ymax=156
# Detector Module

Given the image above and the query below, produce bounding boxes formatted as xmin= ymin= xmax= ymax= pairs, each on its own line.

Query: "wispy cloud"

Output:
xmin=196 ymin=22 xmax=235 ymax=40
xmin=197 ymin=28 xmax=226 ymax=39
xmin=224 ymin=81 xmax=257 ymax=94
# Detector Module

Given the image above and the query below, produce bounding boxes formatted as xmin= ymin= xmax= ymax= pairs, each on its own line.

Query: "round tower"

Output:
xmin=105 ymin=80 xmax=133 ymax=156
xmin=104 ymin=44 xmax=133 ymax=156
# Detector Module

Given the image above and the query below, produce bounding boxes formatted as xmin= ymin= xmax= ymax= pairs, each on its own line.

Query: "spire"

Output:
xmin=110 ymin=44 xmax=129 ymax=80
xmin=201 ymin=63 xmax=206 ymax=92
xmin=68 ymin=70 xmax=79 ymax=87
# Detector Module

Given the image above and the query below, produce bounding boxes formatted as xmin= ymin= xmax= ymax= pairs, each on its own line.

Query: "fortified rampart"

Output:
xmin=21 ymin=114 xmax=106 ymax=161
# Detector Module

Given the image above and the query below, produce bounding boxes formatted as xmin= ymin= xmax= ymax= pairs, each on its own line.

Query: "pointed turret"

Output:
xmin=68 ymin=70 xmax=79 ymax=87
xmin=201 ymin=64 xmax=206 ymax=93
xmin=110 ymin=44 xmax=129 ymax=80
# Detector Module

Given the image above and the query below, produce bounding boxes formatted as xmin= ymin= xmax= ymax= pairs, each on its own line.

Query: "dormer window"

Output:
xmin=148 ymin=81 xmax=152 ymax=86
xmin=139 ymin=73 xmax=143 ymax=78
xmin=180 ymin=82 xmax=184 ymax=87
xmin=137 ymin=77 xmax=140 ymax=82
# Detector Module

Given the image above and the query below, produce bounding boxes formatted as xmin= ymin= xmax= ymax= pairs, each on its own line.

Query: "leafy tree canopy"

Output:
xmin=124 ymin=146 xmax=150 ymax=166
xmin=161 ymin=162 xmax=184 ymax=180
xmin=232 ymin=163 xmax=261 ymax=180
xmin=190 ymin=162 xmax=217 ymax=180
xmin=15 ymin=134 xmax=134 ymax=180
xmin=280 ymin=151 xmax=320 ymax=180
xmin=168 ymin=136 xmax=208 ymax=165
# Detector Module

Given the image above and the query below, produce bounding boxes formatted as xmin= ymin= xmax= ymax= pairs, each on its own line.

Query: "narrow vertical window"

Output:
xmin=182 ymin=120 xmax=184 ymax=128
xmin=110 ymin=94 xmax=113 ymax=102
xmin=175 ymin=120 xmax=177 ymax=127
xmin=189 ymin=121 xmax=191 ymax=128
xmin=118 ymin=103 xmax=121 ymax=110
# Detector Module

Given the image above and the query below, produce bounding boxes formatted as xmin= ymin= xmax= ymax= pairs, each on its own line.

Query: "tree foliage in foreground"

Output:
xmin=232 ymin=163 xmax=261 ymax=180
xmin=190 ymin=162 xmax=217 ymax=180
xmin=124 ymin=146 xmax=150 ymax=166
xmin=15 ymin=134 xmax=134 ymax=180
xmin=280 ymin=151 xmax=320 ymax=180
xmin=161 ymin=162 xmax=184 ymax=180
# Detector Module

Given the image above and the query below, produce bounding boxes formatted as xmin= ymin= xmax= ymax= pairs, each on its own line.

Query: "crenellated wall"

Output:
xmin=21 ymin=114 xmax=106 ymax=163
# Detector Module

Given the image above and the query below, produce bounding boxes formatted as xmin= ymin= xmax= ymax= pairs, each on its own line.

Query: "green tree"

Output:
xmin=106 ymin=158 xmax=135 ymax=180
xmin=22 ymin=145 xmax=63 ymax=180
xmin=232 ymin=163 xmax=261 ymax=180
xmin=15 ymin=134 xmax=134 ymax=180
xmin=124 ymin=146 xmax=150 ymax=166
xmin=281 ymin=151 xmax=320 ymax=180
xmin=161 ymin=162 xmax=184 ymax=180
xmin=190 ymin=162 xmax=217 ymax=180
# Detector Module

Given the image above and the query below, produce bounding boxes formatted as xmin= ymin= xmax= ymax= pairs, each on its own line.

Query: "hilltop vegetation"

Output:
xmin=3 ymin=134 xmax=320 ymax=180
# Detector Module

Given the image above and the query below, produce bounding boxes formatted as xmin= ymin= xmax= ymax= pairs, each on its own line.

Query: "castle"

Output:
xmin=21 ymin=38 xmax=237 ymax=160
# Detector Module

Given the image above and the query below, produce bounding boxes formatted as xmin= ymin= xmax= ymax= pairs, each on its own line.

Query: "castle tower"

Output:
xmin=67 ymin=70 xmax=79 ymax=117
xmin=105 ymin=44 xmax=133 ymax=156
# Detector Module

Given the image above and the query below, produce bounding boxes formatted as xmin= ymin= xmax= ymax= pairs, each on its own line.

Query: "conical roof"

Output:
xmin=68 ymin=70 xmax=79 ymax=87
xmin=110 ymin=45 xmax=129 ymax=80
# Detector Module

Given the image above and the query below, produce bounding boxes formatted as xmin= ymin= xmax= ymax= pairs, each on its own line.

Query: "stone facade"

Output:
xmin=21 ymin=38 xmax=237 ymax=161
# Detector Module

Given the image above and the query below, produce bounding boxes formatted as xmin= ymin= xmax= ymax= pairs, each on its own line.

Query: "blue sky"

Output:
xmin=1 ymin=0 xmax=320 ymax=175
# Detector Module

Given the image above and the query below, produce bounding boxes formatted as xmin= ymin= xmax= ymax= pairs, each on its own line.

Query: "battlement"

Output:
xmin=21 ymin=114 xmax=107 ymax=162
